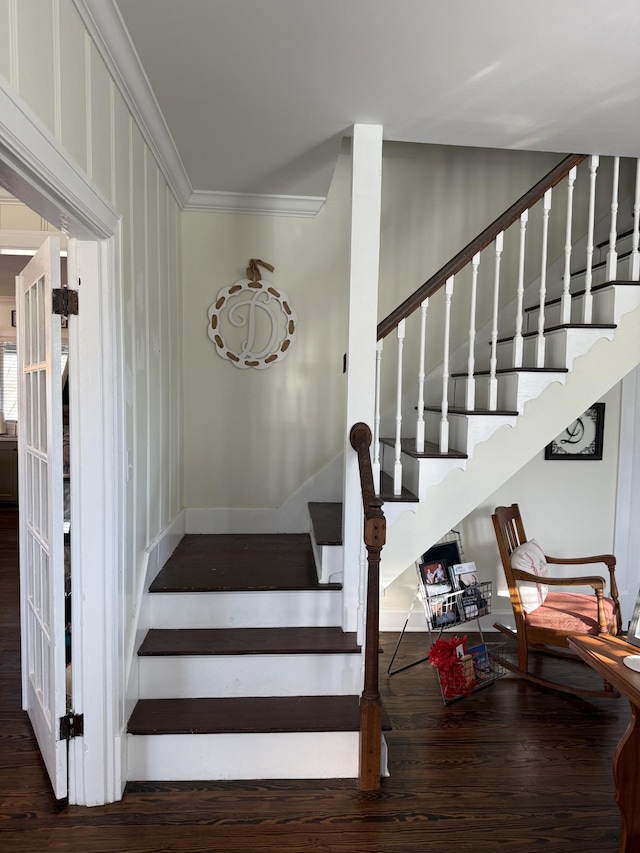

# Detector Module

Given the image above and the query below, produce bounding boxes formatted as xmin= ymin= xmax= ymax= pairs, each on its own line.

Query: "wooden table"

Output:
xmin=568 ymin=634 xmax=640 ymax=853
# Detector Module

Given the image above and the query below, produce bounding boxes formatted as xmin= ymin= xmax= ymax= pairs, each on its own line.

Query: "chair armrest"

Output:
xmin=546 ymin=554 xmax=616 ymax=571
xmin=511 ymin=568 xmax=605 ymax=590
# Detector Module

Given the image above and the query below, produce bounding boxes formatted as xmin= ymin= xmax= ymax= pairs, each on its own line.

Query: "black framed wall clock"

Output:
xmin=544 ymin=403 xmax=605 ymax=460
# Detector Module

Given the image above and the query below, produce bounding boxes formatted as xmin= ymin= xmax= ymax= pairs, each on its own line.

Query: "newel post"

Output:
xmin=350 ymin=422 xmax=386 ymax=791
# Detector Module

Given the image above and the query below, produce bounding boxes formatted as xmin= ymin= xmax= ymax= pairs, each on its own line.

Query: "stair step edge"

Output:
xmin=128 ymin=696 xmax=392 ymax=735
xmin=138 ymin=627 xmax=360 ymax=657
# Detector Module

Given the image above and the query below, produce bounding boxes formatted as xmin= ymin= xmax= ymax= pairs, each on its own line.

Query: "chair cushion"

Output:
xmin=525 ymin=591 xmax=616 ymax=634
xmin=510 ymin=539 xmax=549 ymax=614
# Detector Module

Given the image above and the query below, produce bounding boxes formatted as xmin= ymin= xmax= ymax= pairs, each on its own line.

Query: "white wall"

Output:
xmin=0 ymin=0 xmax=183 ymax=728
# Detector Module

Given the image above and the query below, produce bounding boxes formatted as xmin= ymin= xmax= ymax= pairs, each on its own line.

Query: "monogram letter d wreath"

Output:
xmin=207 ymin=259 xmax=297 ymax=369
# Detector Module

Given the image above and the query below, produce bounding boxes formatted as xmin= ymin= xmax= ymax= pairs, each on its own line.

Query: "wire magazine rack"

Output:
xmin=386 ymin=530 xmax=505 ymax=702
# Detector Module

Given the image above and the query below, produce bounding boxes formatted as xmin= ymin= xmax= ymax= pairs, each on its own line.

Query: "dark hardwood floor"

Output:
xmin=0 ymin=509 xmax=629 ymax=852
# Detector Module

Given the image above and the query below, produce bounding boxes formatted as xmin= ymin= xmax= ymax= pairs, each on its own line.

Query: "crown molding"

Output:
xmin=184 ymin=190 xmax=325 ymax=218
xmin=73 ymin=0 xmax=192 ymax=208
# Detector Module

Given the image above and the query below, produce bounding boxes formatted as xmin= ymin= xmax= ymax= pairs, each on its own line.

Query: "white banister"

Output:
xmin=372 ymin=338 xmax=383 ymax=493
xmin=465 ymin=254 xmax=480 ymax=410
xmin=439 ymin=276 xmax=454 ymax=453
xmin=560 ymin=167 xmax=577 ymax=324
xmin=582 ymin=155 xmax=599 ymax=323
xmin=513 ymin=214 xmax=528 ymax=368
xmin=393 ymin=319 xmax=406 ymax=495
xmin=488 ymin=232 xmax=504 ymax=410
xmin=630 ymin=158 xmax=640 ymax=281
xmin=415 ymin=298 xmax=429 ymax=452
xmin=535 ymin=188 xmax=553 ymax=368
xmin=606 ymin=156 xmax=620 ymax=282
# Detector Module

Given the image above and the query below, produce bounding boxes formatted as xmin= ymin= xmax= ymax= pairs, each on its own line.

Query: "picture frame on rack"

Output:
xmin=450 ymin=562 xmax=489 ymax=618
xmin=418 ymin=560 xmax=453 ymax=597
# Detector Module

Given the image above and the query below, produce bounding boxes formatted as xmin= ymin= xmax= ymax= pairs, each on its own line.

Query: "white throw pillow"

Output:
xmin=510 ymin=538 xmax=549 ymax=614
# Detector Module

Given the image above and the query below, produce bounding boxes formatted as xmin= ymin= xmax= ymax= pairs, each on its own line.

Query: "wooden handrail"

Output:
xmin=377 ymin=153 xmax=588 ymax=340
xmin=349 ymin=422 xmax=386 ymax=791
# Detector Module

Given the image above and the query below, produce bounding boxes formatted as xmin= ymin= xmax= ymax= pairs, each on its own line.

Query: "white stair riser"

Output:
xmin=310 ymin=532 xmax=343 ymax=584
xmin=524 ymin=282 xmax=640 ymax=332
xmin=149 ymin=590 xmax=342 ymax=629
xmin=127 ymin=731 xmax=365 ymax=781
xmin=138 ymin=653 xmax=363 ymax=699
xmin=452 ymin=372 xmax=566 ymax=412
xmin=424 ymin=411 xmax=516 ymax=456
xmin=497 ymin=327 xmax=615 ymax=371
xmin=380 ymin=444 xmax=465 ymax=497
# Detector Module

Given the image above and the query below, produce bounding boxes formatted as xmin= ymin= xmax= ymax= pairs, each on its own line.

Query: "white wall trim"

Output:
xmin=614 ymin=363 xmax=640 ymax=627
xmin=184 ymin=190 xmax=326 ymax=218
xmin=0 ymin=76 xmax=118 ymax=239
xmin=124 ymin=511 xmax=186 ymax=734
xmin=72 ymin=0 xmax=192 ymax=208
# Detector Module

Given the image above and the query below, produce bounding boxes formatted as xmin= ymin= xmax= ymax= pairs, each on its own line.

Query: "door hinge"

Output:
xmin=60 ymin=711 xmax=84 ymax=741
xmin=52 ymin=288 xmax=79 ymax=318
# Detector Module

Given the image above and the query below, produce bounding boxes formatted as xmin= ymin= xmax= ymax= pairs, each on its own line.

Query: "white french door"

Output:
xmin=16 ymin=236 xmax=68 ymax=799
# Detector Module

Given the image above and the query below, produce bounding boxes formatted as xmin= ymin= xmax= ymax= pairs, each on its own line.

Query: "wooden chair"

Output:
xmin=492 ymin=503 xmax=622 ymax=698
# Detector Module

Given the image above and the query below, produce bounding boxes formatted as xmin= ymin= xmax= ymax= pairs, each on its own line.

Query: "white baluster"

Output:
xmin=560 ymin=167 xmax=577 ymax=324
xmin=465 ymin=254 xmax=480 ymax=410
xmin=488 ymin=232 xmax=504 ymax=410
xmin=535 ymin=189 xmax=553 ymax=368
xmin=415 ymin=298 xmax=429 ymax=453
xmin=439 ymin=277 xmax=454 ymax=454
xmin=583 ymin=155 xmax=599 ymax=323
xmin=393 ymin=319 xmax=405 ymax=496
xmin=630 ymin=158 xmax=640 ymax=281
xmin=605 ymin=156 xmax=620 ymax=282
xmin=513 ymin=214 xmax=528 ymax=368
xmin=372 ymin=338 xmax=383 ymax=494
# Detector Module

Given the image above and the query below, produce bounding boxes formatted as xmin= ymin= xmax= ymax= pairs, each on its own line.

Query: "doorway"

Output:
xmin=0 ymin=95 xmax=125 ymax=801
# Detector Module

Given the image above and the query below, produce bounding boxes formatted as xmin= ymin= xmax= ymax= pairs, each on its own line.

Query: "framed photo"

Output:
xmin=544 ymin=403 xmax=605 ymax=460
xmin=420 ymin=540 xmax=460 ymax=571
xmin=418 ymin=560 xmax=452 ymax=596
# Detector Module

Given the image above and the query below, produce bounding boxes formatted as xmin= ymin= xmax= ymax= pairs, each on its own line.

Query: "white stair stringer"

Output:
xmin=379 ymin=302 xmax=640 ymax=589
xmin=138 ymin=651 xmax=363 ymax=699
xmin=128 ymin=731 xmax=362 ymax=782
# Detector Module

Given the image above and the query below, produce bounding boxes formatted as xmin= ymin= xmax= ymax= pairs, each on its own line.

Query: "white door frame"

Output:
xmin=614 ymin=364 xmax=640 ymax=629
xmin=0 ymin=78 xmax=125 ymax=804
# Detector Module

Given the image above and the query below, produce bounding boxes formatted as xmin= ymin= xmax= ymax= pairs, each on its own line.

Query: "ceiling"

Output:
xmin=99 ymin=0 xmax=640 ymax=210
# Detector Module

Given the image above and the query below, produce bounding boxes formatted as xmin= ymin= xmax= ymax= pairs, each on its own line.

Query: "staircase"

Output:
xmin=126 ymin=150 xmax=640 ymax=787
xmin=127 ymin=533 xmax=390 ymax=781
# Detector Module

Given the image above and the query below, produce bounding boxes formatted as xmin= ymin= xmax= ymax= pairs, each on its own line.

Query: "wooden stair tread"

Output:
xmin=451 ymin=367 xmax=569 ymax=378
xmin=150 ymin=534 xmax=341 ymax=592
xmin=422 ymin=405 xmax=518 ymax=416
xmin=380 ymin=436 xmax=467 ymax=459
xmin=128 ymin=695 xmax=392 ymax=735
xmin=308 ymin=502 xmax=342 ymax=545
xmin=138 ymin=627 xmax=360 ymax=656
